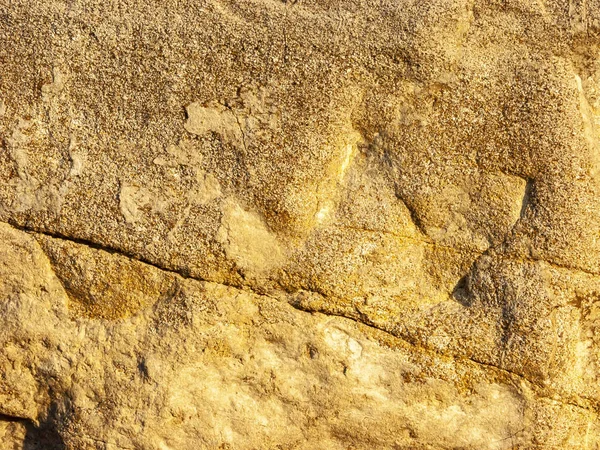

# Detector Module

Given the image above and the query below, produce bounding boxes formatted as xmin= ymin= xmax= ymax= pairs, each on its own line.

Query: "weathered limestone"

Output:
xmin=3 ymin=0 xmax=600 ymax=448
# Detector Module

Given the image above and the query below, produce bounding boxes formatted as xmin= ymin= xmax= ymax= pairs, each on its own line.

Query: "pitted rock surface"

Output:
xmin=2 ymin=0 xmax=600 ymax=448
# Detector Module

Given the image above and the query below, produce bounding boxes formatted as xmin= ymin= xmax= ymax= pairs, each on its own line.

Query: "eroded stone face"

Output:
xmin=2 ymin=0 xmax=600 ymax=448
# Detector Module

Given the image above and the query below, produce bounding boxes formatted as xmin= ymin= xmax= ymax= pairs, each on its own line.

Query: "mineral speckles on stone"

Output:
xmin=3 ymin=0 xmax=600 ymax=448
xmin=153 ymin=142 xmax=204 ymax=167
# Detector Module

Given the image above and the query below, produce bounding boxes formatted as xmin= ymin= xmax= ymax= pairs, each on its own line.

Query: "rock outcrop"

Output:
xmin=2 ymin=0 xmax=600 ymax=448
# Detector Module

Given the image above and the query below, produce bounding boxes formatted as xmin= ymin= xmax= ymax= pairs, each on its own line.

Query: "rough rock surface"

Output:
xmin=2 ymin=0 xmax=600 ymax=448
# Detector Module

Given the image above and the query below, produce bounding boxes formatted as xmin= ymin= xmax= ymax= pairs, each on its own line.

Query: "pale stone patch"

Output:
xmin=6 ymin=118 xmax=33 ymax=177
xmin=184 ymin=102 xmax=242 ymax=144
xmin=406 ymin=382 xmax=524 ymax=449
xmin=119 ymin=184 xmax=154 ymax=224
xmin=216 ymin=199 xmax=284 ymax=273
xmin=41 ymin=67 xmax=66 ymax=100
xmin=167 ymin=364 xmax=300 ymax=446
xmin=313 ymin=129 xmax=362 ymax=226
xmin=0 ymin=421 xmax=27 ymax=450
xmin=192 ymin=171 xmax=221 ymax=205
xmin=68 ymin=135 xmax=84 ymax=177
xmin=2 ymin=118 xmax=68 ymax=213
xmin=420 ymin=173 xmax=527 ymax=251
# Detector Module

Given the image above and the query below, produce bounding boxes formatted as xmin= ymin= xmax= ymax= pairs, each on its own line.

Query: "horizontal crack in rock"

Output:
xmin=3 ymin=219 xmax=599 ymax=415
xmin=286 ymin=296 xmax=598 ymax=414
xmin=5 ymin=219 xmax=247 ymax=292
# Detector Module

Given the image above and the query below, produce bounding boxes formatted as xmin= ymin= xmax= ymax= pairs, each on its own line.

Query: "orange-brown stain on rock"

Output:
xmin=35 ymin=234 xmax=175 ymax=320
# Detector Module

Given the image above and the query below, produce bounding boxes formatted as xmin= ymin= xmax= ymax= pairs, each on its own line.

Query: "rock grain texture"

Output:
xmin=2 ymin=0 xmax=600 ymax=448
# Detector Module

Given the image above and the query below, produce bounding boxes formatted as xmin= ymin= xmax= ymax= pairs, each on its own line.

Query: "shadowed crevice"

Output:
xmin=0 ymin=410 xmax=65 ymax=450
xmin=520 ymin=178 xmax=534 ymax=219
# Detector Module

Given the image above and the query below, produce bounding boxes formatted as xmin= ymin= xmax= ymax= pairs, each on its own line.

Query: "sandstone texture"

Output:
xmin=2 ymin=0 xmax=600 ymax=448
